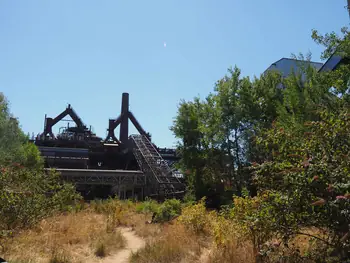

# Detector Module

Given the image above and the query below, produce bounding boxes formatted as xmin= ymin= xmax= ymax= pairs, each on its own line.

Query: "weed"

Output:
xmin=152 ymin=199 xmax=182 ymax=223
xmin=135 ymin=198 xmax=159 ymax=214
xmin=130 ymin=224 xmax=202 ymax=263
xmin=178 ymin=198 xmax=208 ymax=234
xmin=3 ymin=211 xmax=125 ymax=262
xmin=94 ymin=242 xmax=106 ymax=258
xmin=49 ymin=250 xmax=72 ymax=263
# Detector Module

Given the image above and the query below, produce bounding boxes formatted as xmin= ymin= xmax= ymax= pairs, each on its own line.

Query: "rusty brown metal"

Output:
xmin=106 ymin=93 xmax=150 ymax=144
xmin=119 ymin=92 xmax=129 ymax=144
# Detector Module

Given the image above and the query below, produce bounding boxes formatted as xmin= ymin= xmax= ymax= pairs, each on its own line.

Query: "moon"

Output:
xmin=163 ymin=42 xmax=167 ymax=48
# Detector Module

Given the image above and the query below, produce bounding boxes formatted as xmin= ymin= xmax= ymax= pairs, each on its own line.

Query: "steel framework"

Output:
xmin=35 ymin=93 xmax=185 ymax=200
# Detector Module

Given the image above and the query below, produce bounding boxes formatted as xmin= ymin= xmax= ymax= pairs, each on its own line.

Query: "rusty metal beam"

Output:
xmin=120 ymin=93 xmax=129 ymax=143
xmin=128 ymin=111 xmax=148 ymax=137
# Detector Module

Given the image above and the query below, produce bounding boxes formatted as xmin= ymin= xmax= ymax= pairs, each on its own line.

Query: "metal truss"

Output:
xmin=45 ymin=168 xmax=145 ymax=186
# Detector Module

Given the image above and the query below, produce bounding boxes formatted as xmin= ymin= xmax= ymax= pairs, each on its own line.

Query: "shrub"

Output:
xmin=136 ymin=198 xmax=159 ymax=215
xmin=152 ymin=198 xmax=182 ymax=223
xmin=178 ymin=198 xmax=208 ymax=234
xmin=183 ymin=190 xmax=196 ymax=206
xmin=0 ymin=93 xmax=80 ymax=235
xmin=253 ymin=108 xmax=350 ymax=261
xmin=95 ymin=242 xmax=106 ymax=257
xmin=90 ymin=198 xmax=122 ymax=215
xmin=229 ymin=193 xmax=277 ymax=258
xmin=0 ymin=167 xmax=80 ymax=231
xmin=49 ymin=250 xmax=72 ymax=263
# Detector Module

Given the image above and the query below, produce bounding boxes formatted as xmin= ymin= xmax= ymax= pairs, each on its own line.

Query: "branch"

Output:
xmin=294 ymin=231 xmax=333 ymax=247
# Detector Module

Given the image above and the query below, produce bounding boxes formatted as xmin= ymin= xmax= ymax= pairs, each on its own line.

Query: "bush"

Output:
xmin=178 ymin=198 xmax=208 ymax=233
xmin=229 ymin=193 xmax=277 ymax=258
xmin=0 ymin=93 xmax=80 ymax=237
xmin=0 ymin=167 xmax=80 ymax=231
xmin=136 ymin=198 xmax=159 ymax=215
xmin=251 ymin=108 xmax=350 ymax=261
xmin=95 ymin=242 xmax=106 ymax=257
xmin=49 ymin=250 xmax=72 ymax=263
xmin=90 ymin=198 xmax=123 ymax=215
xmin=152 ymin=199 xmax=182 ymax=223
xmin=182 ymin=190 xmax=196 ymax=206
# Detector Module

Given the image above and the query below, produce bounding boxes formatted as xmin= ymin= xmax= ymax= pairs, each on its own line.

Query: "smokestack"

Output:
xmin=119 ymin=93 xmax=129 ymax=143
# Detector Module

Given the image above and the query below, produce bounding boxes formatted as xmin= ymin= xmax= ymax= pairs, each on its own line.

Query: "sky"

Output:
xmin=0 ymin=0 xmax=349 ymax=147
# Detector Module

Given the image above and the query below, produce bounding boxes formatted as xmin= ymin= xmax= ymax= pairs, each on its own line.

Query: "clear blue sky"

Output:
xmin=0 ymin=1 xmax=349 ymax=147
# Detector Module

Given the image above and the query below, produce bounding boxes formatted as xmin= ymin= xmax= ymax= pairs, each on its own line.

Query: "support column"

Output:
xmin=119 ymin=93 xmax=129 ymax=144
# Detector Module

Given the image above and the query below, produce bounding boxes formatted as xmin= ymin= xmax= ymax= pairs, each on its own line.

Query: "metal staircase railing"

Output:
xmin=130 ymin=134 xmax=184 ymax=196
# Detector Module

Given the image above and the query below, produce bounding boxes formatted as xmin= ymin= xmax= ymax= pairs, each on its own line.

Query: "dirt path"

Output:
xmin=101 ymin=227 xmax=145 ymax=263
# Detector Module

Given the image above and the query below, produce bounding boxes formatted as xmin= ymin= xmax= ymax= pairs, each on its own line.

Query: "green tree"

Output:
xmin=0 ymin=93 xmax=80 ymax=243
xmin=250 ymin=106 xmax=350 ymax=262
xmin=171 ymin=67 xmax=283 ymax=204
xmin=243 ymin=29 xmax=350 ymax=261
xmin=312 ymin=27 xmax=350 ymax=103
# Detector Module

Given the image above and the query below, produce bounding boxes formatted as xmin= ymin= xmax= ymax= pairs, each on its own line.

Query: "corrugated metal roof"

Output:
xmin=264 ymin=58 xmax=323 ymax=78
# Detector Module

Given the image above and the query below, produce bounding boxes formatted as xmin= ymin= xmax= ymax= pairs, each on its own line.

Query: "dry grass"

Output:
xmin=204 ymin=228 xmax=327 ymax=263
xmin=130 ymin=223 xmax=204 ymax=263
xmin=207 ymin=240 xmax=255 ymax=263
xmin=3 ymin=211 xmax=125 ymax=263
xmin=0 ymin=198 xmax=327 ymax=263
xmin=103 ymin=202 xmax=162 ymax=240
xmin=124 ymin=212 xmax=162 ymax=239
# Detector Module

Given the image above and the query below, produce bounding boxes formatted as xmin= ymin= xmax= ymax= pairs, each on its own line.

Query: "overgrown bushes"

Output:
xmin=135 ymin=198 xmax=182 ymax=223
xmin=0 ymin=93 xmax=80 ymax=247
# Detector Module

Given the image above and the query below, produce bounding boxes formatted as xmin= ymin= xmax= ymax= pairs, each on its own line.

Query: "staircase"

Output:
xmin=129 ymin=134 xmax=185 ymax=198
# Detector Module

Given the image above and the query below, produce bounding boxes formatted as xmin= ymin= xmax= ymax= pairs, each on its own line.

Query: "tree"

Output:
xmin=0 ymin=93 xmax=43 ymax=169
xmin=0 ymin=93 xmax=80 ymax=243
xmin=243 ymin=29 xmax=350 ymax=261
xmin=171 ymin=67 xmax=283 ymax=204
xmin=312 ymin=27 xmax=350 ymax=103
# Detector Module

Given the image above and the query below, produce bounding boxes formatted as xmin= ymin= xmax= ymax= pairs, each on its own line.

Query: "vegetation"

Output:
xmin=3 ymin=206 xmax=126 ymax=262
xmin=1 ymin=18 xmax=350 ymax=263
xmin=170 ymin=27 xmax=350 ymax=262
xmin=0 ymin=93 xmax=80 ymax=253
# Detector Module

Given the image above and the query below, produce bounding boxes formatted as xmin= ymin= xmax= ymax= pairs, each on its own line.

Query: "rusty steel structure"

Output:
xmin=33 ymin=93 xmax=185 ymax=200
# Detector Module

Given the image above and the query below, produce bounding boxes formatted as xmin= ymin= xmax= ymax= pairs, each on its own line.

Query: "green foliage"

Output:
xmin=312 ymin=27 xmax=350 ymax=102
xmin=253 ymin=107 xmax=350 ymax=260
xmin=182 ymin=190 xmax=196 ymax=206
xmin=230 ymin=193 xmax=275 ymax=253
xmin=21 ymin=142 xmax=44 ymax=169
xmin=90 ymin=198 xmax=123 ymax=215
xmin=178 ymin=198 xmax=208 ymax=233
xmin=171 ymin=29 xmax=350 ymax=209
xmin=0 ymin=167 xmax=80 ymax=231
xmin=0 ymin=93 xmax=80 ymax=240
xmin=171 ymin=67 xmax=285 ymax=205
xmin=171 ymin=24 xmax=350 ymax=261
xmin=0 ymin=93 xmax=43 ymax=169
xmin=135 ymin=198 xmax=183 ymax=223
xmin=152 ymin=199 xmax=182 ymax=223
xmin=135 ymin=198 xmax=159 ymax=214
xmin=241 ymin=29 xmax=350 ymax=262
